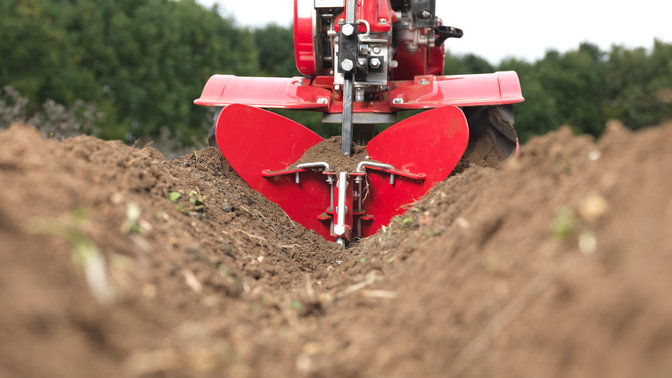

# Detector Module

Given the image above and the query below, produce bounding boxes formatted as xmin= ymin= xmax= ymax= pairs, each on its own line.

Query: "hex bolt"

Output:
xmin=378 ymin=18 xmax=387 ymax=24
xmin=341 ymin=59 xmax=354 ymax=72
xmin=392 ymin=97 xmax=404 ymax=104
xmin=372 ymin=46 xmax=381 ymax=54
xmin=317 ymin=97 xmax=328 ymax=105
xmin=421 ymin=10 xmax=431 ymax=18
xmin=370 ymin=57 xmax=381 ymax=69
xmin=341 ymin=23 xmax=355 ymax=36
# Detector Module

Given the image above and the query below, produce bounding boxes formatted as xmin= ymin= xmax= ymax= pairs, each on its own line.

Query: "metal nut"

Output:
xmin=421 ymin=10 xmax=431 ymax=18
xmin=372 ymin=46 xmax=381 ymax=54
xmin=370 ymin=57 xmax=381 ymax=69
xmin=392 ymin=97 xmax=404 ymax=104
xmin=341 ymin=59 xmax=354 ymax=72
xmin=317 ymin=98 xmax=328 ymax=104
xmin=341 ymin=23 xmax=355 ymax=36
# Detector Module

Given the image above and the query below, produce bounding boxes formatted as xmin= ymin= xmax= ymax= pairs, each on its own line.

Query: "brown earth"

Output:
xmin=1 ymin=120 xmax=671 ymax=377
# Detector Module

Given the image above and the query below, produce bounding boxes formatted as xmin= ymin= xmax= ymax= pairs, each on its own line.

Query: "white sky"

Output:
xmin=198 ymin=0 xmax=671 ymax=63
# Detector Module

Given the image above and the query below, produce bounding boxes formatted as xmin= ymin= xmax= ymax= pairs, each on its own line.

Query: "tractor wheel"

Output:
xmin=462 ymin=105 xmax=518 ymax=167
xmin=208 ymin=107 xmax=223 ymax=148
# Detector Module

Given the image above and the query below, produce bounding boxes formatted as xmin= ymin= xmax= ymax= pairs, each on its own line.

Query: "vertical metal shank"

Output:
xmin=340 ymin=0 xmax=357 ymax=156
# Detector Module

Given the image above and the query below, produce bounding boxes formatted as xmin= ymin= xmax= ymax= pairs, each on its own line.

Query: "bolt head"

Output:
xmin=341 ymin=59 xmax=354 ymax=72
xmin=372 ymin=46 xmax=381 ymax=54
xmin=341 ymin=23 xmax=355 ymax=36
xmin=378 ymin=18 xmax=387 ymax=24
xmin=317 ymin=98 xmax=328 ymax=104
xmin=393 ymin=97 xmax=404 ymax=104
xmin=370 ymin=57 xmax=381 ymax=69
xmin=421 ymin=10 xmax=431 ymax=18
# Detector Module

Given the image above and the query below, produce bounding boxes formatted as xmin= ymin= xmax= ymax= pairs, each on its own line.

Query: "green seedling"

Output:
xmin=290 ymin=300 xmax=303 ymax=310
xmin=170 ymin=188 xmax=207 ymax=213
xmin=188 ymin=188 xmax=207 ymax=211
xmin=28 ymin=210 xmax=115 ymax=304
xmin=122 ymin=202 xmax=144 ymax=234
xmin=550 ymin=206 xmax=578 ymax=240
xmin=169 ymin=192 xmax=182 ymax=203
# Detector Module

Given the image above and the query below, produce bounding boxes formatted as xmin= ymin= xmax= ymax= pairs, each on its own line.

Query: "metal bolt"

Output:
xmin=295 ymin=80 xmax=305 ymax=86
xmin=421 ymin=10 xmax=431 ymax=18
xmin=419 ymin=78 xmax=430 ymax=85
xmin=317 ymin=97 xmax=328 ymax=105
xmin=341 ymin=59 xmax=354 ymax=72
xmin=355 ymin=87 xmax=365 ymax=102
xmin=370 ymin=57 xmax=381 ymax=69
xmin=393 ymin=97 xmax=404 ymax=104
xmin=378 ymin=18 xmax=387 ymax=24
xmin=390 ymin=60 xmax=399 ymax=68
xmin=341 ymin=23 xmax=355 ymax=36
xmin=372 ymin=46 xmax=381 ymax=54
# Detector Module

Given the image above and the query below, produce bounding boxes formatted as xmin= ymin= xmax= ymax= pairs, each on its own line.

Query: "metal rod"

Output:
xmin=356 ymin=161 xmax=396 ymax=173
xmin=341 ymin=81 xmax=353 ymax=156
xmin=345 ymin=0 xmax=355 ymax=23
xmin=296 ymin=162 xmax=331 ymax=171
xmin=334 ymin=172 xmax=347 ymax=237
xmin=341 ymin=0 xmax=356 ymax=156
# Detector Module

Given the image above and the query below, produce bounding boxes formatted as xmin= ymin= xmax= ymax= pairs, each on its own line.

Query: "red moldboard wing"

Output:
xmin=215 ymin=104 xmax=332 ymax=238
xmin=362 ymin=105 xmax=469 ymax=237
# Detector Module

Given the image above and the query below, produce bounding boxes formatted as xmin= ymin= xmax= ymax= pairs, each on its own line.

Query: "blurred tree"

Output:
xmin=1 ymin=0 xmax=669 ymax=147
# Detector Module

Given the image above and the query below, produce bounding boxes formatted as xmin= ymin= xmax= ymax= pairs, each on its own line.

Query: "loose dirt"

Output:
xmin=290 ymin=136 xmax=369 ymax=173
xmin=1 ymin=120 xmax=671 ymax=377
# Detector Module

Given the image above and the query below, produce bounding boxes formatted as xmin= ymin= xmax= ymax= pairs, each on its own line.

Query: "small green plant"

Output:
xmin=121 ymin=202 xmax=144 ymax=233
xmin=290 ymin=300 xmax=303 ymax=310
xmin=550 ymin=206 xmax=578 ymax=239
xmin=169 ymin=188 xmax=207 ymax=213
xmin=187 ymin=188 xmax=207 ymax=212
xmin=169 ymin=192 xmax=182 ymax=203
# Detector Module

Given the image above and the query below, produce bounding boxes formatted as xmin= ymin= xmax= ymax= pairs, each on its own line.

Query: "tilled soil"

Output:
xmin=1 ymin=121 xmax=671 ymax=377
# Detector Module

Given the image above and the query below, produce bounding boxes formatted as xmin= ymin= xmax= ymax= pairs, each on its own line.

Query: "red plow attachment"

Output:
xmin=215 ymin=104 xmax=468 ymax=244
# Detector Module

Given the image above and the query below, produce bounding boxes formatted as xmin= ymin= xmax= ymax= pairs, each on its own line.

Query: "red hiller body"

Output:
xmin=195 ymin=0 xmax=524 ymax=246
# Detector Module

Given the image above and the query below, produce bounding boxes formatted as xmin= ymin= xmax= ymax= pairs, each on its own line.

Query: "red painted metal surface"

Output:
xmin=195 ymin=72 xmax=523 ymax=112
xmin=215 ymin=104 xmax=336 ymax=239
xmin=388 ymin=72 xmax=525 ymax=109
xmin=360 ymin=105 xmax=469 ymax=235
xmin=215 ymin=104 xmax=323 ymax=187
xmin=194 ymin=75 xmax=330 ymax=109
xmin=294 ymin=0 xmax=316 ymax=76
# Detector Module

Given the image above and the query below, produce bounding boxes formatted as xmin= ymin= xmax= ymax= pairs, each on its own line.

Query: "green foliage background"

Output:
xmin=1 ymin=0 xmax=670 ymax=146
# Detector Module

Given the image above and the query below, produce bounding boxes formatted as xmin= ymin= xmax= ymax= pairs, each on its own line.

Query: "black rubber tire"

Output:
xmin=208 ymin=107 xmax=223 ymax=148
xmin=462 ymin=105 xmax=518 ymax=166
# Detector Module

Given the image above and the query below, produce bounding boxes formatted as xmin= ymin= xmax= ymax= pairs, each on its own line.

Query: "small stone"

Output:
xmin=456 ymin=217 xmax=470 ymax=229
xmin=419 ymin=215 xmax=433 ymax=226
xmin=110 ymin=192 xmax=124 ymax=205
xmin=222 ymin=202 xmax=233 ymax=212
xmin=578 ymin=194 xmax=610 ymax=222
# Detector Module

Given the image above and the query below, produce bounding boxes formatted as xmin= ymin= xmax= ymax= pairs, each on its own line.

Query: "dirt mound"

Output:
xmin=1 ymin=121 xmax=672 ymax=377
